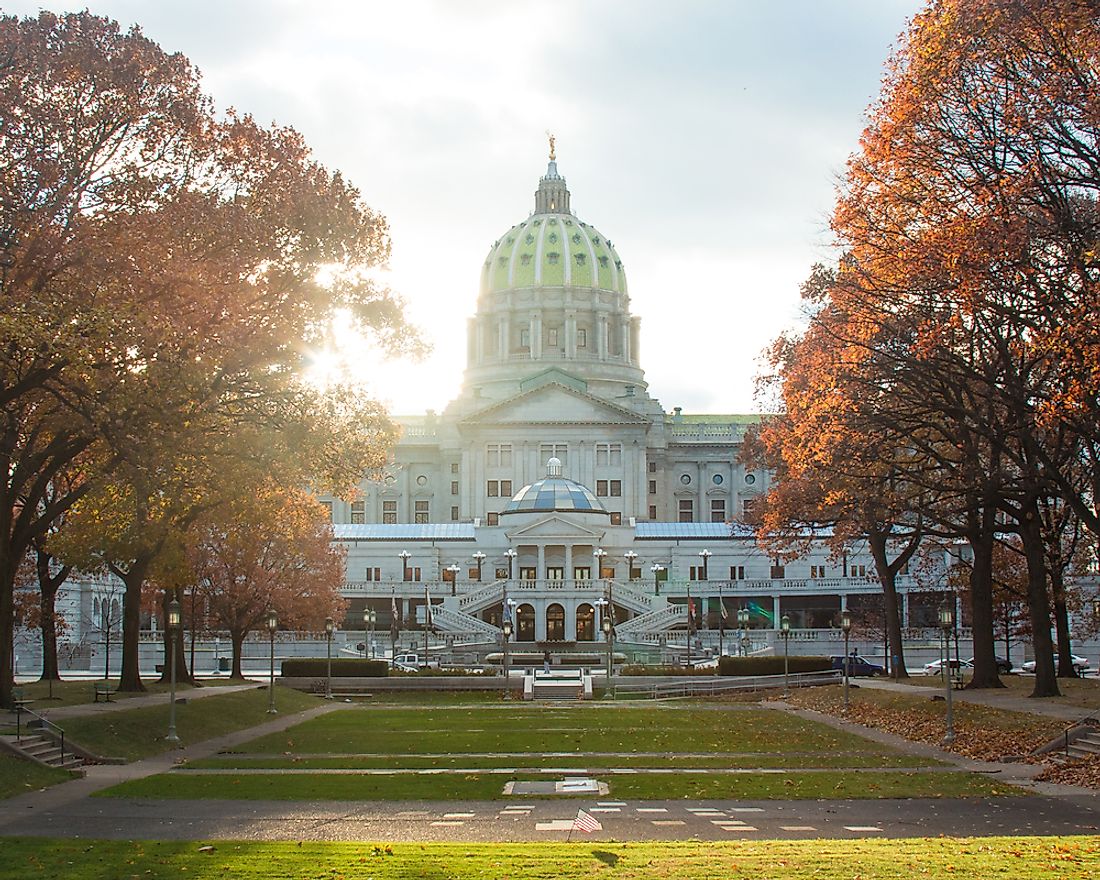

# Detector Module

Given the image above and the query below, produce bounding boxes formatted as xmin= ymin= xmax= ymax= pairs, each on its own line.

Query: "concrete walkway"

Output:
xmin=5 ymin=681 xmax=264 ymax=722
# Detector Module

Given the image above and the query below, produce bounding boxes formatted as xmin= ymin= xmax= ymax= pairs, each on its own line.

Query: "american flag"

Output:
xmin=424 ymin=585 xmax=433 ymax=628
xmin=390 ymin=592 xmax=399 ymax=635
xmin=571 ymin=808 xmax=602 ymax=833
xmin=720 ymin=601 xmax=729 ymax=620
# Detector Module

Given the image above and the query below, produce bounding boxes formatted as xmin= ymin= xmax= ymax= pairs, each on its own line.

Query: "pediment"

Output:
xmin=462 ymin=383 xmax=649 ymax=426
xmin=505 ymin=514 xmax=607 ymax=541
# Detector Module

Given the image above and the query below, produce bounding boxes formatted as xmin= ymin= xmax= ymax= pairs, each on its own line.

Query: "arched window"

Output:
xmin=546 ymin=603 xmax=565 ymax=641
xmin=575 ymin=603 xmax=595 ymax=641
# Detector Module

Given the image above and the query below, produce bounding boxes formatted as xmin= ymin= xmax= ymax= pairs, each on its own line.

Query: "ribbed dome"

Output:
xmin=479 ymin=160 xmax=627 ymax=296
xmin=500 ymin=458 xmax=609 ymax=517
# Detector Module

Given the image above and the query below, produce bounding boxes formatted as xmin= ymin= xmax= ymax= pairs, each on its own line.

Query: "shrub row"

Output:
xmin=620 ymin=664 xmax=719 ymax=676
xmin=718 ymin=655 xmax=832 ymax=676
xmin=281 ymin=658 xmax=389 ymax=678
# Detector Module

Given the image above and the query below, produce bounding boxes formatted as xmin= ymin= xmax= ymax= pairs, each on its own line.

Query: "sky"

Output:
xmin=8 ymin=0 xmax=924 ymax=415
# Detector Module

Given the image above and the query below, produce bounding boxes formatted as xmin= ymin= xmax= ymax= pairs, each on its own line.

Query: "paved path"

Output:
xmin=6 ymin=682 xmax=262 ymax=721
xmin=856 ymin=677 xmax=1098 ymax=722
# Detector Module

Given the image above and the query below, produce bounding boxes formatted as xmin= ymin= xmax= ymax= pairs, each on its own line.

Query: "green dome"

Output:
xmin=479 ymin=160 xmax=627 ymax=296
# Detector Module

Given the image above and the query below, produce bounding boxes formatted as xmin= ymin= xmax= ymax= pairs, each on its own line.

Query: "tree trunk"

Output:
xmin=1019 ymin=497 xmax=1060 ymax=697
xmin=36 ymin=551 xmax=68 ymax=681
xmin=966 ymin=505 xmax=1004 ymax=689
xmin=1050 ymin=568 xmax=1078 ymax=679
xmin=117 ymin=561 xmax=150 ymax=693
xmin=0 ymin=553 xmax=15 ymax=709
xmin=868 ymin=530 xmax=909 ymax=678
xmin=230 ymin=629 xmax=246 ymax=679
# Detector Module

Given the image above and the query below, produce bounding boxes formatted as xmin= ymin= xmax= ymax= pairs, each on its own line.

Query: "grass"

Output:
xmin=901 ymin=673 xmax=1100 ymax=710
xmin=57 ymin=686 xmax=318 ymax=761
xmin=0 ymin=837 xmax=1096 ymax=879
xmin=97 ymin=768 xmax=1013 ymax=801
xmin=0 ymin=753 xmax=74 ymax=800
xmin=233 ymin=705 xmax=921 ymax=764
xmin=6 ymin=676 xmax=249 ymax=709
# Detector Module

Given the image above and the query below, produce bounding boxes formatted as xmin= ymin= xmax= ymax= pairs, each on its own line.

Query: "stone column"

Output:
xmin=564 ymin=545 xmax=574 ymax=585
xmin=537 ymin=544 xmax=546 ymax=580
xmin=773 ymin=596 xmax=781 ymax=629
xmin=500 ymin=313 xmax=510 ymax=362
xmin=565 ymin=310 xmax=577 ymax=359
xmin=597 ymin=313 xmax=608 ymax=360
xmin=531 ymin=310 xmax=543 ymax=360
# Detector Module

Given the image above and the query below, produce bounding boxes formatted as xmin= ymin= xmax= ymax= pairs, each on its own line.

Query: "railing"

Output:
xmin=457 ymin=580 xmax=506 ymax=611
xmin=15 ymin=703 xmax=66 ymax=766
xmin=428 ymin=605 xmax=501 ymax=637
xmin=615 ymin=605 xmax=684 ymax=636
xmin=605 ymin=579 xmax=659 ymax=615
xmin=614 ymin=669 xmax=841 ymax=700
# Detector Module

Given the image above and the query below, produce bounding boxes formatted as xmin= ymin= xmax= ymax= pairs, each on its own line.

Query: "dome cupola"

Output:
xmin=500 ymin=458 xmax=609 ymax=517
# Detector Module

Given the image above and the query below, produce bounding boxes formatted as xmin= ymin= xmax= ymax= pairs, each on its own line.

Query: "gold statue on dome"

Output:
xmin=547 ymin=130 xmax=556 ymax=161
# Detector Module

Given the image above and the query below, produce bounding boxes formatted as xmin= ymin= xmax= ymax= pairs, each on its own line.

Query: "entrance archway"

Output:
xmin=546 ymin=603 xmax=565 ymax=641
xmin=516 ymin=603 xmax=536 ymax=642
xmin=576 ymin=603 xmax=595 ymax=641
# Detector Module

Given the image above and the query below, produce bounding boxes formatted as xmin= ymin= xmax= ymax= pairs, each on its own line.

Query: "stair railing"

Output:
xmin=15 ymin=703 xmax=66 ymax=766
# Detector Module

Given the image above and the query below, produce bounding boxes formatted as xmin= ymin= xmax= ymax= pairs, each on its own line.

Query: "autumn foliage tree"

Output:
xmin=189 ymin=486 xmax=346 ymax=679
xmin=0 ymin=11 xmax=417 ymax=706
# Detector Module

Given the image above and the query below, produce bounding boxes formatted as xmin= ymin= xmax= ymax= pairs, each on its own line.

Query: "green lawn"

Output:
xmin=234 ymin=705 xmax=918 ymax=764
xmin=58 ymin=686 xmax=318 ymax=761
xmin=0 ymin=837 xmax=1096 ymax=879
xmin=98 ymin=768 xmax=1011 ymax=801
xmin=4 ymin=676 xmax=246 ymax=711
xmin=0 ymin=753 xmax=74 ymax=800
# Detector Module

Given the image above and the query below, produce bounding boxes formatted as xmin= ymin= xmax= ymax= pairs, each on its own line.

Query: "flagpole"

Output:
xmin=718 ymin=582 xmax=724 ymax=659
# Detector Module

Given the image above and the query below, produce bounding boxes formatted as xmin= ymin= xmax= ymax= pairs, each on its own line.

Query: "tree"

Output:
xmin=0 ymin=11 xmax=418 ymax=706
xmin=190 ymin=485 xmax=346 ymax=678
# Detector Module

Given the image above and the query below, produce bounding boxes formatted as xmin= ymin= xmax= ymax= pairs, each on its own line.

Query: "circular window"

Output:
xmin=712 ymin=474 xmax=724 ymax=485
xmin=416 ymin=475 xmax=428 ymax=486
xmin=679 ymin=474 xmax=692 ymax=485
xmin=745 ymin=473 xmax=757 ymax=485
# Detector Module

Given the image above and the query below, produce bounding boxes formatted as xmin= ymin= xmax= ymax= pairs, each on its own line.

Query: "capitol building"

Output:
xmin=319 ymin=152 xmax=954 ymax=662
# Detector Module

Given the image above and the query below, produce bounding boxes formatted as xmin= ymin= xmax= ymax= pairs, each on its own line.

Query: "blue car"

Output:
xmin=830 ymin=655 xmax=884 ymax=676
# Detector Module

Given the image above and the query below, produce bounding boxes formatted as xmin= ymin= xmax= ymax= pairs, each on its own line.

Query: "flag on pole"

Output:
xmin=720 ymin=600 xmax=729 ymax=620
xmin=571 ymin=808 xmax=602 ymax=833
xmin=390 ymin=592 xmax=399 ymax=636
xmin=424 ymin=585 xmax=433 ymax=628
xmin=688 ymin=599 xmax=696 ymax=625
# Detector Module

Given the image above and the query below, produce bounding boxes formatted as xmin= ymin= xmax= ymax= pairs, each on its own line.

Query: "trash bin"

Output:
xmin=218 ymin=657 xmax=230 ymax=672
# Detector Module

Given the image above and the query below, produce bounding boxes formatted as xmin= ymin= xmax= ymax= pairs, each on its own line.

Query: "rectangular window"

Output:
xmin=495 ymin=567 xmax=508 ymax=579
xmin=500 ymin=480 xmax=512 ymax=496
xmin=382 ymin=500 xmax=397 ymax=524
xmin=610 ymin=480 xmax=621 ymax=496
xmin=648 ymin=504 xmax=657 ymax=520
xmin=547 ymin=327 xmax=559 ymax=346
xmin=678 ymin=499 xmax=694 ymax=523
xmin=742 ymin=498 xmax=759 ymax=520
xmin=450 ymin=481 xmax=459 ymax=495
xmin=486 ymin=443 xmax=512 ymax=468
xmin=320 ymin=500 xmax=333 ymax=521
xmin=648 ymin=461 xmax=657 ymax=473
xmin=596 ymin=480 xmax=608 ymax=497
xmin=628 ymin=565 xmax=641 ymax=580
xmin=350 ymin=500 xmax=364 ymax=524
xmin=414 ymin=500 xmax=430 ymax=524
xmin=710 ymin=499 xmax=726 ymax=523
xmin=595 ymin=442 xmax=622 ymax=466
xmin=852 ymin=564 xmax=868 ymax=577
xmin=450 ymin=506 xmax=459 ymax=521
xmin=610 ymin=512 xmax=622 ymax=525
xmin=577 ymin=327 xmax=587 ymax=348
xmin=810 ymin=565 xmax=826 ymax=579
xmin=364 ymin=567 xmax=381 ymax=581
xmin=689 ymin=565 xmax=704 ymax=581
xmin=451 ymin=462 xmax=459 ymax=474
xmin=539 ymin=443 xmax=568 ymax=466
xmin=486 ymin=512 xmax=499 ymax=525
xmin=770 ymin=564 xmax=785 ymax=579
xmin=648 ymin=480 xmax=657 ymax=494
xmin=519 ymin=327 xmax=530 ymax=348
xmin=730 ymin=565 xmax=745 ymax=580
xmin=487 ymin=480 xmax=499 ymax=497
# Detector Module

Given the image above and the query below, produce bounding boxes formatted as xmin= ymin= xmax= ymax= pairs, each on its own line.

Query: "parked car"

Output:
xmin=965 ymin=656 xmax=1013 ymax=674
xmin=922 ymin=658 xmax=973 ymax=676
xmin=1021 ymin=655 xmax=1090 ymax=674
xmin=830 ymin=655 xmax=884 ymax=677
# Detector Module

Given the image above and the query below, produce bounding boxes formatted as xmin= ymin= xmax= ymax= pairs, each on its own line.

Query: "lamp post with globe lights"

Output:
xmin=939 ymin=605 xmax=956 ymax=743
xmin=840 ymin=610 xmax=852 ymax=714
xmin=166 ymin=598 xmax=181 ymax=745
xmin=698 ymin=548 xmax=711 ymax=581
xmin=398 ymin=550 xmax=411 ymax=582
xmin=781 ymin=614 xmax=791 ymax=697
xmin=737 ymin=608 xmax=750 ymax=657
xmin=502 ymin=616 xmax=513 ymax=700
xmin=623 ymin=550 xmax=637 ymax=579
xmin=364 ymin=608 xmax=376 ymax=659
xmin=505 ymin=548 xmax=517 ymax=580
xmin=651 ymin=563 xmax=665 ymax=595
xmin=472 ymin=551 xmax=486 ymax=581
xmin=324 ymin=616 xmax=334 ymax=699
xmin=602 ymin=616 xmax=614 ymax=699
xmin=447 ymin=563 xmax=461 ymax=596
xmin=266 ymin=609 xmax=278 ymax=714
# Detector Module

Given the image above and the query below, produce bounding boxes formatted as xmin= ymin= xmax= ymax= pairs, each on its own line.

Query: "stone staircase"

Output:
xmin=1035 ymin=718 xmax=1100 ymax=764
xmin=526 ymin=669 xmax=591 ymax=701
xmin=615 ymin=603 xmax=685 ymax=637
xmin=2 ymin=731 xmax=84 ymax=772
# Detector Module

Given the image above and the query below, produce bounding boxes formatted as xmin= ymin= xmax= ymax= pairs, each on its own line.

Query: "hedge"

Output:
xmin=281 ymin=658 xmax=389 ymax=678
xmin=717 ymin=655 xmax=832 ymax=676
xmin=620 ymin=664 xmax=719 ymax=676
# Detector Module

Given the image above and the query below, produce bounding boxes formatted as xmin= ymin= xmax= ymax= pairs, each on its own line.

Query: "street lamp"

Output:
xmin=324 ymin=616 xmax=334 ymax=700
xmin=166 ymin=598 xmax=181 ymax=745
xmin=1093 ymin=597 xmax=1100 ymax=679
xmin=266 ymin=608 xmax=278 ymax=714
xmin=840 ymin=610 xmax=852 ymax=714
xmin=781 ymin=614 xmax=791 ymax=697
xmin=939 ymin=605 xmax=956 ymax=743
xmin=737 ymin=608 xmax=750 ymax=657
xmin=398 ymin=550 xmax=411 ymax=581
xmin=472 ymin=551 xmax=486 ymax=581
xmin=363 ymin=607 xmax=376 ymax=658
xmin=602 ymin=616 xmax=613 ymax=699
xmin=651 ymin=563 xmax=665 ymax=595
xmin=698 ymin=548 xmax=711 ymax=581
xmin=593 ymin=547 xmax=606 ymax=577
xmin=505 ymin=548 xmax=517 ymax=580
xmin=502 ymin=616 xmax=513 ymax=700
xmin=447 ymin=563 xmax=461 ymax=596
xmin=624 ymin=550 xmax=638 ymax=578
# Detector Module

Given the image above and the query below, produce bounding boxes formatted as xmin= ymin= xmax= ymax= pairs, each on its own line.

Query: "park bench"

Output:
xmin=93 ymin=683 xmax=116 ymax=702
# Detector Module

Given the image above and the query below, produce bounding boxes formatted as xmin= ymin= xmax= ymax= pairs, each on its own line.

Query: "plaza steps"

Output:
xmin=1 ymin=732 xmax=84 ymax=772
xmin=457 ymin=580 xmax=506 ymax=615
xmin=614 ymin=604 xmax=684 ymax=637
xmin=424 ymin=604 xmax=502 ymax=639
xmin=1034 ymin=718 xmax=1100 ymax=764
xmin=526 ymin=669 xmax=592 ymax=701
